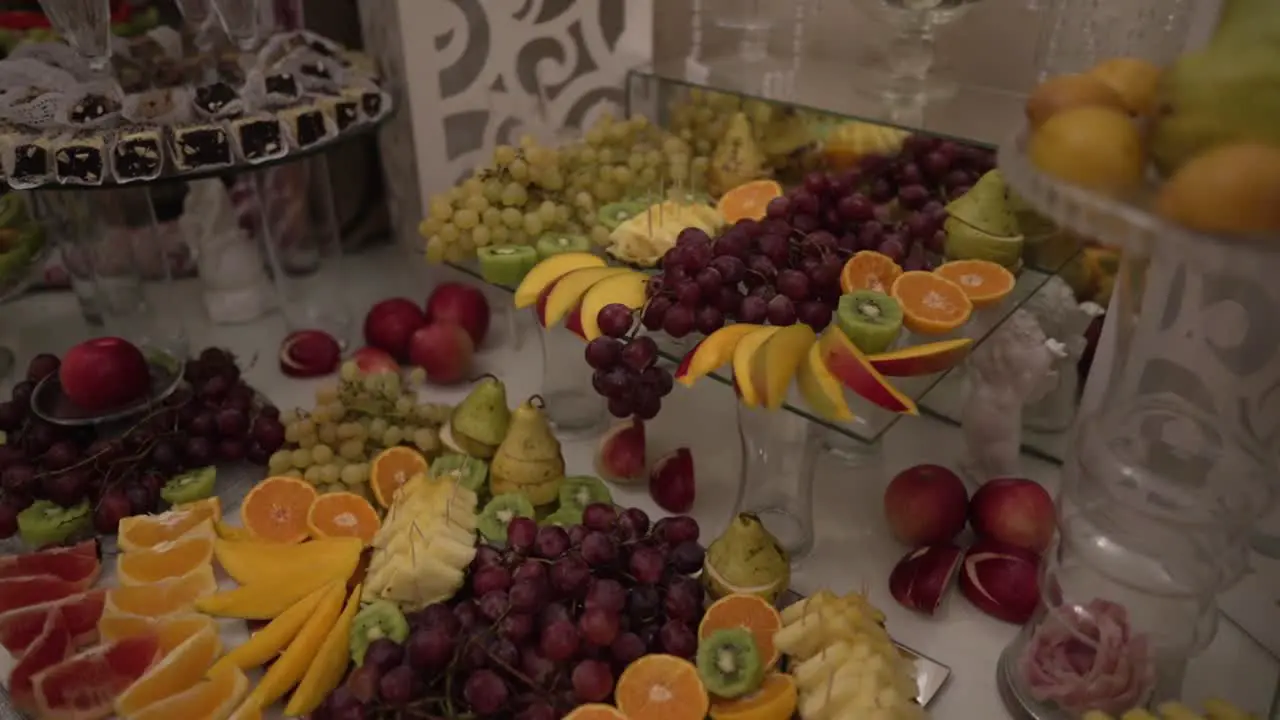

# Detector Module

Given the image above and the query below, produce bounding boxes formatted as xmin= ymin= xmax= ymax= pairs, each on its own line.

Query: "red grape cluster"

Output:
xmin=0 ymin=348 xmax=283 ymax=540
xmin=639 ymin=134 xmax=996 ymax=339
xmin=585 ymin=304 xmax=675 ymax=420
xmin=318 ymin=504 xmax=706 ymax=720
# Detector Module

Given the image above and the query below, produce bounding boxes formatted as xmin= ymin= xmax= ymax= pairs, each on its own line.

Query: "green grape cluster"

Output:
xmin=267 ymin=362 xmax=451 ymax=497
xmin=423 ymin=112 xmax=714 ymax=263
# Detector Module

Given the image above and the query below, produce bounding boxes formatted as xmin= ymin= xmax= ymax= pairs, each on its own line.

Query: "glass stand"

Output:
xmin=539 ymin=325 xmax=606 ymax=436
xmin=821 ymin=428 xmax=885 ymax=467
xmin=735 ymin=405 xmax=819 ymax=560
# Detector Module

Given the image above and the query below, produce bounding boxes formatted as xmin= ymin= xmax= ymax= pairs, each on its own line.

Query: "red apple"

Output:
xmin=649 ymin=447 xmax=695 ymax=513
xmin=409 ymin=323 xmax=474 ymax=385
xmin=889 ymin=544 xmax=963 ymax=615
xmin=353 ymin=346 xmax=400 ymax=374
xmin=595 ymin=418 xmax=646 ymax=485
xmin=279 ymin=330 xmax=341 ymax=378
xmin=60 ymin=336 xmax=151 ymax=411
xmin=959 ymin=539 xmax=1041 ymax=624
xmin=426 ymin=282 xmax=491 ymax=347
xmin=364 ymin=298 xmax=427 ymax=360
xmin=883 ymin=463 xmax=969 ymax=546
xmin=969 ymin=477 xmax=1056 ymax=554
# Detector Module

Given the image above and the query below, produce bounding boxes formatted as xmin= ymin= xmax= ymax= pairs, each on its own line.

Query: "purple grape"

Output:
xmin=755 ymin=234 xmax=789 ymax=266
xmin=738 ymin=295 xmax=768 ymax=324
xmin=945 ymin=169 xmax=973 ymax=190
xmin=950 ymin=184 xmax=973 ymax=199
xmin=539 ymin=602 xmax=572 ymax=630
xmin=669 ymin=540 xmax=705 ymax=574
xmin=766 ymin=295 xmax=797 ymax=326
xmin=479 ymin=590 xmax=510 ymax=621
xmin=714 ymin=286 xmax=744 ymax=316
xmin=664 ymin=583 xmax=700 ymax=622
xmin=607 ymin=396 xmax=634 ymax=419
xmin=597 ymin=304 xmax=635 ymax=339
xmin=695 ymin=267 xmax=724 ymax=296
xmin=709 ymin=256 xmax=746 ymax=285
xmin=454 ymin=600 xmax=480 ymax=631
xmin=585 ymin=338 xmax=622 ymax=371
xmin=878 ymin=238 xmax=906 ymax=262
xmin=540 ymin=620 xmax=580 ymax=662
xmin=549 ymin=553 xmax=591 ymax=596
xmin=659 ymin=515 xmax=701 ymax=544
xmin=746 ymin=257 xmax=778 ymax=287
xmin=658 ymin=619 xmax=697 ymax=658
xmin=676 ymin=227 xmax=710 ymax=246
xmin=797 ymin=301 xmax=833 ymax=331
xmin=926 ymin=229 xmax=947 ymax=254
xmin=765 ymin=196 xmax=791 ymax=219
xmin=694 ymin=306 xmax=725 ymax=335
xmin=378 ymin=665 xmax=415 ymax=706
xmin=621 ymin=336 xmax=657 ymax=372
xmin=513 ymin=558 xmax=547 ymax=585
xmin=509 ymin=580 xmax=546 ymax=613
xmin=406 ymin=626 xmax=454 ymax=671
xmin=836 ymin=193 xmax=874 ymax=222
xmin=684 ymin=243 xmax=714 ymax=270
xmin=903 ymin=243 xmax=927 ymax=272
xmin=572 ymin=658 xmax=615 ymax=703
xmin=346 ymin=665 xmax=380 ymax=704
xmin=642 ymin=296 xmax=672 ymax=331
xmin=627 ymin=584 xmax=661 ymax=622
xmin=578 ymin=607 xmax=620 ymax=647
xmin=586 ymin=578 xmax=627 ymax=613
xmin=413 ymin=603 xmax=457 ymax=633
xmin=580 ymin=531 xmax=619 ymax=567
xmin=792 ymin=214 xmax=819 ymax=233
xmin=45 ymin=471 xmax=88 ymax=508
xmin=507 ymin=517 xmax=538 ymax=553
xmin=611 ymin=632 xmax=647 ymax=667
xmin=802 ymin=171 xmax=830 ymax=196
xmin=898 ymin=184 xmax=930 ymax=210
xmin=662 ymin=305 xmax=695 ymax=338
xmin=521 ymin=647 xmax=557 ymax=686
xmin=472 ymin=565 xmax=512 ymax=596
xmin=791 ymin=189 xmax=820 ymax=215
xmin=4 ymin=464 xmax=36 ymax=497
xmin=535 ymin=526 xmax=570 ymax=559
xmin=628 ymin=545 xmax=665 ymax=584
xmin=641 ymin=367 xmax=674 ymax=397
xmin=776 ymin=269 xmax=811 ymax=301
xmin=499 ymin=612 xmax=535 ymax=643
xmin=617 ymin=507 xmax=650 ymax=539
xmin=473 ymin=545 xmax=502 ymax=570
xmin=662 ymin=247 xmax=688 ymax=272
xmin=362 ymin=638 xmax=403 ymax=672
xmin=0 ymin=402 xmax=24 ymax=432
xmin=464 ymin=669 xmax=510 ymax=716
xmin=598 ymin=367 xmax=630 ymax=399
xmin=713 ymin=232 xmax=750 ymax=259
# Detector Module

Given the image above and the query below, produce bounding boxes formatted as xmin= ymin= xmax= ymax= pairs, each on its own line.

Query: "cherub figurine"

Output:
xmin=961 ymin=309 xmax=1060 ymax=482
xmin=1022 ymin=277 xmax=1105 ymax=431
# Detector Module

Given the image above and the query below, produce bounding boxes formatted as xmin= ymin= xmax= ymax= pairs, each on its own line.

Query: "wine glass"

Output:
xmin=36 ymin=0 xmax=112 ymax=73
xmin=173 ymin=0 xmax=220 ymax=53
xmin=873 ymin=0 xmax=984 ymax=103
xmin=208 ymin=0 xmax=264 ymax=52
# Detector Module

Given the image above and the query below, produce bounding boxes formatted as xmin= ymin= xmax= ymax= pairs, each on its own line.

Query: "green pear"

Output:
xmin=489 ymin=398 xmax=565 ymax=506
xmin=1210 ymin=0 xmax=1280 ymax=47
xmin=944 ymin=217 xmax=1024 ymax=269
xmin=944 ymin=170 xmax=1020 ymax=236
xmin=449 ymin=375 xmax=510 ymax=459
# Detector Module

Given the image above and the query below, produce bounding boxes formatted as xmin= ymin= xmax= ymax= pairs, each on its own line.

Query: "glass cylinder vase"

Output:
xmin=735 ymin=405 xmax=819 ymax=560
xmin=538 ymin=325 xmax=606 ymax=435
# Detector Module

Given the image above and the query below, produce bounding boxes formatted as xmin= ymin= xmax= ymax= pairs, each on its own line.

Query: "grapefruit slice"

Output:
xmin=0 ymin=575 xmax=81 ymax=614
xmin=8 ymin=610 xmax=72 ymax=713
xmin=33 ymin=634 xmax=162 ymax=720
xmin=0 ymin=589 xmax=106 ymax=654
xmin=0 ymin=545 xmax=101 ymax=590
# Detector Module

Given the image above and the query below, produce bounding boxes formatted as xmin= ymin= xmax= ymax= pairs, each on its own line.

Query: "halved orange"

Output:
xmin=118 ymin=509 xmax=218 ymax=553
xmin=933 ymin=259 xmax=1016 ymax=309
xmin=306 ymin=492 xmax=381 ymax=545
xmin=98 ymin=614 xmax=217 ymax=655
xmin=697 ymin=594 xmax=783 ymax=669
xmin=116 ymin=535 xmax=215 ymax=586
xmin=709 ymin=673 xmax=798 ymax=720
xmin=615 ymin=654 xmax=710 ymax=720
xmin=127 ymin=666 xmax=248 ymax=720
xmin=564 ymin=704 xmax=629 ymax=720
xmin=840 ymin=251 xmax=903 ymax=294
xmin=716 ymin=180 xmax=783 ymax=224
xmin=239 ymin=476 xmax=319 ymax=544
xmin=890 ymin=271 xmax=974 ymax=335
xmin=104 ymin=565 xmax=218 ymax=619
xmin=114 ymin=622 xmax=222 ymax=716
xmin=370 ymin=447 xmax=429 ymax=508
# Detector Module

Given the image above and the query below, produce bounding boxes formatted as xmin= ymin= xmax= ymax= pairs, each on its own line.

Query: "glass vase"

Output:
xmin=539 ymin=325 xmax=605 ymax=435
xmin=734 ymin=405 xmax=819 ymax=560
xmin=1033 ymin=0 xmax=1193 ymax=80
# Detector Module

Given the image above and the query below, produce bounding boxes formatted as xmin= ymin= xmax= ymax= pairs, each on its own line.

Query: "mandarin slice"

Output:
xmin=239 ymin=476 xmax=319 ymax=544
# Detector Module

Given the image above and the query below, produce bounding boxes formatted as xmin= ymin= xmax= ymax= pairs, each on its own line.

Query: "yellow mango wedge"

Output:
xmin=196 ymin=548 xmax=357 ymax=620
xmin=213 ymin=537 xmax=362 ymax=585
xmin=245 ymin=581 xmax=346 ymax=710
xmin=208 ymin=585 xmax=329 ymax=675
xmin=284 ymin=584 xmax=364 ymax=717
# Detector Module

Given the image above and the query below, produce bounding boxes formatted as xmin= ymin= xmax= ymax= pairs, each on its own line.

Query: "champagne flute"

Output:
xmin=36 ymin=0 xmax=112 ymax=73
xmin=208 ymin=0 xmax=264 ymax=52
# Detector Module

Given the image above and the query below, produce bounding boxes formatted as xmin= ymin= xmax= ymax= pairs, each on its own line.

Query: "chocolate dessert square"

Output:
xmin=68 ymin=94 xmax=119 ymax=125
xmin=231 ymin=114 xmax=285 ymax=163
xmin=54 ymin=134 xmax=106 ymax=185
xmin=8 ymin=137 xmax=51 ymax=189
xmin=280 ymin=105 xmax=332 ymax=148
xmin=321 ymin=92 xmax=361 ymax=133
xmin=298 ymin=60 xmax=332 ymax=82
xmin=194 ymin=81 xmax=240 ymax=116
xmin=172 ymin=124 xmax=232 ymax=171
xmin=111 ymin=127 xmax=163 ymax=182
xmin=360 ymin=90 xmax=387 ymax=120
xmin=264 ymin=72 xmax=301 ymax=100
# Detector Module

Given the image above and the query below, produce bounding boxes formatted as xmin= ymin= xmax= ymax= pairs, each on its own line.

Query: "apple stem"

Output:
xmin=468 ymin=372 xmax=498 ymax=384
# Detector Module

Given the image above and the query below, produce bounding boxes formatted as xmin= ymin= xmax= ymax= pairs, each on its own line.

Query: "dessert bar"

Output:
xmin=111 ymin=126 xmax=164 ymax=182
xmin=231 ymin=114 xmax=286 ymax=163
xmin=53 ymin=134 xmax=106 ymax=185
xmin=279 ymin=103 xmax=332 ymax=148
xmin=171 ymin=123 xmax=232 ymax=171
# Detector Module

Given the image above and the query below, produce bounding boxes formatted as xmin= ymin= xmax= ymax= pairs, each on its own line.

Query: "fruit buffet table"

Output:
xmin=2 ymin=246 xmax=1276 ymax=719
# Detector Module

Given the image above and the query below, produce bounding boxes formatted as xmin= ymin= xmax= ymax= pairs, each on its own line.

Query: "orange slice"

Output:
xmin=126 ymin=666 xmax=249 ymax=720
xmin=890 ymin=271 xmax=974 ymax=335
xmin=98 ymin=614 xmax=217 ymax=654
xmin=697 ymin=594 xmax=783 ymax=669
xmin=716 ymin=180 xmax=783 ymax=224
xmin=839 ymin=251 xmax=903 ymax=294
xmin=616 ymin=654 xmax=710 ymax=720
xmin=118 ymin=506 xmax=219 ymax=553
xmin=306 ymin=492 xmax=381 ymax=544
xmin=116 ymin=535 xmax=215 ymax=586
xmin=174 ymin=497 xmax=222 ymax=521
xmin=564 ymin=704 xmax=629 ymax=720
xmin=370 ymin=446 xmax=428 ymax=508
xmin=114 ymin=622 xmax=222 ymax=716
xmin=104 ymin=565 xmax=218 ymax=619
xmin=239 ymin=476 xmax=318 ymax=544
xmin=933 ymin=259 xmax=1016 ymax=309
xmin=709 ymin=673 xmax=798 ymax=720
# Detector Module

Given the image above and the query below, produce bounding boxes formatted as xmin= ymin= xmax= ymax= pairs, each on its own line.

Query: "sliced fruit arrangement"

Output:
xmin=775 ymin=590 xmax=922 ymax=718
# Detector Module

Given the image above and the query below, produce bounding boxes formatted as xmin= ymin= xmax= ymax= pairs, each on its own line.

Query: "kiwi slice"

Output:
xmin=18 ymin=500 xmax=91 ymax=548
xmin=597 ymin=202 xmax=644 ymax=231
xmin=160 ymin=466 xmax=216 ymax=505
xmin=429 ymin=453 xmax=488 ymax=495
xmin=478 ymin=245 xmax=538 ymax=287
xmin=478 ymin=493 xmax=536 ymax=544
xmin=540 ymin=507 xmax=583 ymax=527
xmin=835 ymin=290 xmax=904 ymax=354
xmin=696 ymin=627 xmax=765 ymax=699
xmin=535 ymin=233 xmax=590 ymax=260
xmin=349 ymin=600 xmax=410 ymax=666
xmin=557 ymin=476 xmax=612 ymax=513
